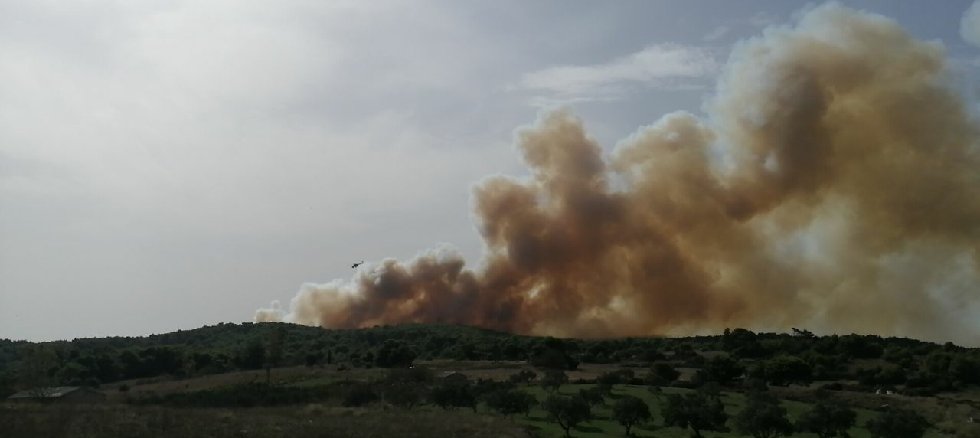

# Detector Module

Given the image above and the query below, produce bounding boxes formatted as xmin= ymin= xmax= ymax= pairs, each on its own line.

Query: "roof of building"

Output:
xmin=8 ymin=386 xmax=86 ymax=399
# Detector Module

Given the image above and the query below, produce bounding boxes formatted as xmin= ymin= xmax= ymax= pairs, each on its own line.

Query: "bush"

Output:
xmin=866 ymin=408 xmax=929 ymax=438
xmin=484 ymin=389 xmax=536 ymax=416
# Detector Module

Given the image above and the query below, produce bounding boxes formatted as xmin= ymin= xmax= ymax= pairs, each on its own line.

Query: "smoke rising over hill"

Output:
xmin=257 ymin=5 xmax=980 ymax=343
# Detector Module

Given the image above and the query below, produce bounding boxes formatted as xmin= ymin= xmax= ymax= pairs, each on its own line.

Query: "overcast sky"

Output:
xmin=2 ymin=0 xmax=979 ymax=341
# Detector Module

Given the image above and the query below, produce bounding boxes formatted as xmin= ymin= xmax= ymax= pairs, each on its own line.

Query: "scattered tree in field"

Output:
xmin=866 ymin=408 xmax=929 ymax=438
xmin=796 ymin=401 xmax=857 ymax=438
xmin=734 ymin=391 xmax=793 ymax=438
xmin=612 ymin=395 xmax=651 ymax=436
xmin=541 ymin=370 xmax=568 ymax=392
xmin=595 ymin=382 xmax=613 ymax=397
xmin=762 ymin=355 xmax=812 ymax=386
xmin=543 ymin=394 xmax=591 ymax=438
xmin=578 ymin=386 xmax=605 ymax=407
xmin=484 ymin=389 xmax=536 ymax=417
xmin=646 ymin=362 xmax=680 ymax=386
xmin=662 ymin=388 xmax=728 ymax=438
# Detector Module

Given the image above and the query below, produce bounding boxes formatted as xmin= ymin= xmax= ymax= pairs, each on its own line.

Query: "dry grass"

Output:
xmin=0 ymin=402 xmax=531 ymax=438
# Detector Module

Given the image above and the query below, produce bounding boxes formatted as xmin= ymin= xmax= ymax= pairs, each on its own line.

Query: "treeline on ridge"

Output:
xmin=1 ymin=323 xmax=978 ymax=399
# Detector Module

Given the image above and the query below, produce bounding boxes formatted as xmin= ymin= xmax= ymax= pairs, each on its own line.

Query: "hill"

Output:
xmin=2 ymin=323 xmax=977 ymax=399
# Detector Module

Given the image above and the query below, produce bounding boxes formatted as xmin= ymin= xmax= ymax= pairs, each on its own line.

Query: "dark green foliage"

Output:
xmin=723 ymin=328 xmax=770 ymax=358
xmin=484 ymin=388 xmax=536 ymax=416
xmin=508 ymin=369 xmax=537 ymax=384
xmin=384 ymin=382 xmax=423 ymax=408
xmin=430 ymin=379 xmax=476 ymax=411
xmin=471 ymin=377 xmax=515 ymax=398
xmin=950 ymin=354 xmax=980 ymax=384
xmin=762 ymin=355 xmax=812 ymax=386
xmin=235 ymin=340 xmax=266 ymax=370
xmin=838 ymin=335 xmax=884 ymax=359
xmin=734 ymin=391 xmax=793 ymax=438
xmin=531 ymin=348 xmax=578 ymax=370
xmin=856 ymin=365 xmax=906 ymax=386
xmin=375 ymin=340 xmax=417 ymax=368
xmin=646 ymin=362 xmax=679 ymax=386
xmin=541 ymin=370 xmax=568 ymax=392
xmin=578 ymin=386 xmax=605 ymax=407
xmin=612 ymin=395 xmax=651 ymax=436
xmin=866 ymin=408 xmax=929 ymax=438
xmin=0 ymin=322 xmax=975 ymax=400
xmin=595 ymin=382 xmax=613 ymax=397
xmin=796 ymin=400 xmax=857 ymax=438
xmin=265 ymin=327 xmax=284 ymax=383
xmin=543 ymin=394 xmax=591 ymax=438
xmin=699 ymin=355 xmax=744 ymax=385
xmin=662 ymin=388 xmax=727 ymax=438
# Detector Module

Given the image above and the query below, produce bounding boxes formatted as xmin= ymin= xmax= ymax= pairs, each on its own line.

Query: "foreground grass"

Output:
xmin=0 ymin=403 xmax=530 ymax=438
xmin=513 ymin=384 xmax=952 ymax=438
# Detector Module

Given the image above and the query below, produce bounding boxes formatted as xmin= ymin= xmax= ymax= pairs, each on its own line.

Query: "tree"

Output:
xmin=509 ymin=370 xmax=537 ymax=385
xmin=430 ymin=379 xmax=476 ymax=411
xmin=612 ymin=395 xmax=651 ymax=436
xmin=532 ymin=348 xmax=578 ymax=370
xmin=662 ymin=389 xmax=728 ymax=438
xmin=265 ymin=326 xmax=284 ymax=384
xmin=578 ymin=386 xmax=605 ymax=408
xmin=541 ymin=370 xmax=568 ymax=393
xmin=18 ymin=345 xmax=58 ymax=398
xmin=375 ymin=340 xmax=417 ymax=368
xmin=734 ymin=391 xmax=793 ymax=438
xmin=763 ymin=355 xmax=812 ymax=386
xmin=646 ymin=363 xmax=679 ymax=386
xmin=866 ymin=408 xmax=929 ymax=438
xmin=699 ymin=355 xmax=744 ymax=385
xmin=796 ymin=401 xmax=857 ymax=438
xmin=485 ymin=389 xmax=536 ymax=417
xmin=236 ymin=339 xmax=265 ymax=370
xmin=543 ymin=394 xmax=591 ymax=438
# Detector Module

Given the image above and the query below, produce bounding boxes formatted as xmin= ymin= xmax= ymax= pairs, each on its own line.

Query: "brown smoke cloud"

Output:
xmin=256 ymin=5 xmax=980 ymax=344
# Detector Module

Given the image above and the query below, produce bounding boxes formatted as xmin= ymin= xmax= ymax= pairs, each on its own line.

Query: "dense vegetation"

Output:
xmin=3 ymin=323 xmax=979 ymax=437
xmin=1 ymin=323 xmax=978 ymax=400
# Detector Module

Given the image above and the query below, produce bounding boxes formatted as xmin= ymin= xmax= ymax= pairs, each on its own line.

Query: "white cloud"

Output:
xmin=519 ymin=44 xmax=716 ymax=98
xmin=962 ymin=1 xmax=980 ymax=47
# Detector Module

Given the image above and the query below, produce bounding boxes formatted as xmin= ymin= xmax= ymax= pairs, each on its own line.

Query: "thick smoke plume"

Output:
xmin=257 ymin=5 xmax=980 ymax=344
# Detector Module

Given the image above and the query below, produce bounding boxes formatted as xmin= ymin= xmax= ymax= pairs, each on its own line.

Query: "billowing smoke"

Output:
xmin=257 ymin=5 xmax=980 ymax=344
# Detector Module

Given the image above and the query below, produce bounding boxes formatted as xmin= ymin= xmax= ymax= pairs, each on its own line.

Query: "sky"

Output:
xmin=2 ymin=0 xmax=980 ymax=342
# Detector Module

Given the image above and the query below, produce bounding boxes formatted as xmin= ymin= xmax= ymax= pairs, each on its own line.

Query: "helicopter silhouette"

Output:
xmin=351 ymin=260 xmax=364 ymax=269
